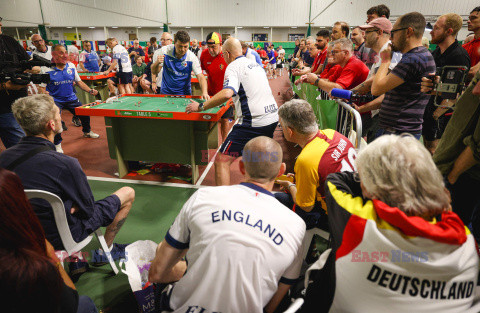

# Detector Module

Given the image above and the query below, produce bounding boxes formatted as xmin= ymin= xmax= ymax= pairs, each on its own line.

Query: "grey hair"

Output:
xmin=12 ymin=95 xmax=56 ymax=136
xmin=333 ymin=38 xmax=353 ymax=52
xmin=243 ymin=136 xmax=283 ymax=184
xmin=306 ymin=36 xmax=315 ymax=44
xmin=278 ymin=99 xmax=318 ymax=135
xmin=356 ymin=134 xmax=450 ymax=218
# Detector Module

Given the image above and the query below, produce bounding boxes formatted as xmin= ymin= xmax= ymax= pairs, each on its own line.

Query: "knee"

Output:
xmin=117 ymin=186 xmax=135 ymax=206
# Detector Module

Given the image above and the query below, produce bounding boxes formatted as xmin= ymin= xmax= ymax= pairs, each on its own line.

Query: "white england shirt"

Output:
xmin=32 ymin=45 xmax=52 ymax=61
xmin=166 ymin=183 xmax=306 ymax=313
xmin=112 ymin=44 xmax=132 ymax=73
xmin=223 ymin=56 xmax=279 ymax=127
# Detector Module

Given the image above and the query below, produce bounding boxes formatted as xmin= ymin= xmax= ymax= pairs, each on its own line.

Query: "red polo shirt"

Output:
xmin=334 ymin=55 xmax=369 ymax=89
xmin=200 ymin=48 xmax=228 ymax=96
xmin=463 ymin=38 xmax=480 ymax=67
xmin=312 ymin=48 xmax=328 ymax=73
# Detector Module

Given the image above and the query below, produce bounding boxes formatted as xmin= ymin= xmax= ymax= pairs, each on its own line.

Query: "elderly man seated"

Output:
xmin=0 ymin=94 xmax=135 ymax=279
xmin=298 ymin=38 xmax=369 ymax=93
xmin=301 ymin=134 xmax=480 ymax=313
xmin=149 ymin=136 xmax=306 ymax=313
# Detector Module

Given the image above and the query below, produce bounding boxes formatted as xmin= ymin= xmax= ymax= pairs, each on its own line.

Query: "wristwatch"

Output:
xmin=198 ymin=103 xmax=204 ymax=112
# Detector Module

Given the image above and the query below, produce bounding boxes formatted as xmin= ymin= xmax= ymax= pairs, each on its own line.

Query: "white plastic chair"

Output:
xmin=25 ymin=189 xmax=119 ymax=274
xmin=283 ymin=298 xmax=304 ymax=313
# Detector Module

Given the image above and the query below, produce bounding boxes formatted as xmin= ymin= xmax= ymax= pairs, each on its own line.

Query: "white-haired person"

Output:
xmin=300 ymin=134 xmax=480 ymax=313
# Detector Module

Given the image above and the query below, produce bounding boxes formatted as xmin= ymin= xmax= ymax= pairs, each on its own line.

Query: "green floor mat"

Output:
xmin=74 ymin=180 xmax=197 ymax=312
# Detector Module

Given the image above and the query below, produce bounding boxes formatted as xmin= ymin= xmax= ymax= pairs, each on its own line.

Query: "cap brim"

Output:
xmin=359 ymin=24 xmax=374 ymax=30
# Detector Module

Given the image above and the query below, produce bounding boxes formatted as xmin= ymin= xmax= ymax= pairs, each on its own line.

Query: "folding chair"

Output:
xmin=25 ymin=189 xmax=119 ymax=274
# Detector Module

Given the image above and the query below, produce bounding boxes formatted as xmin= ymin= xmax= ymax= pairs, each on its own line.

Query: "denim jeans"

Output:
xmin=375 ymin=127 xmax=422 ymax=140
xmin=0 ymin=112 xmax=25 ymax=148
xmin=77 ymin=295 xmax=99 ymax=313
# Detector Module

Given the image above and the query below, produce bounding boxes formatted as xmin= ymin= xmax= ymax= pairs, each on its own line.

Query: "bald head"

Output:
xmin=223 ymin=37 xmax=243 ymax=56
xmin=161 ymin=32 xmax=173 ymax=46
xmin=242 ymin=136 xmax=283 ymax=184
xmin=31 ymin=34 xmax=46 ymax=51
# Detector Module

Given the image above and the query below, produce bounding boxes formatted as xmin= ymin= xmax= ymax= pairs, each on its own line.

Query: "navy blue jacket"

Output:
xmin=0 ymin=136 xmax=97 ymax=249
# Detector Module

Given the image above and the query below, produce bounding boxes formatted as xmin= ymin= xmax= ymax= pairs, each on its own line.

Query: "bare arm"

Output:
xmin=79 ymin=62 xmax=87 ymax=72
xmin=104 ymin=60 xmax=117 ymax=74
xmin=447 ymin=146 xmax=478 ymax=184
xmin=264 ymin=283 xmax=291 ymax=313
xmin=371 ymin=62 xmax=404 ymax=96
xmin=196 ymin=73 xmax=209 ymax=99
xmin=76 ymin=80 xmax=96 ymax=94
xmin=148 ymin=241 xmax=187 ymax=284
xmin=354 ymin=94 xmax=384 ymax=113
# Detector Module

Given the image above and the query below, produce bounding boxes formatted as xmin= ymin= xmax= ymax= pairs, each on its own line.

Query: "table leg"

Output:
xmin=115 ymin=145 xmax=129 ymax=178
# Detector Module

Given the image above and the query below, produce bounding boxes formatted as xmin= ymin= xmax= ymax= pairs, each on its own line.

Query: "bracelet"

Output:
xmin=288 ymin=183 xmax=296 ymax=191
xmin=314 ymin=77 xmax=320 ymax=86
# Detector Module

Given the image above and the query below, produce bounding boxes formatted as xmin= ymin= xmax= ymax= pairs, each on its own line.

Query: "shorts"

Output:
xmin=422 ymin=103 xmax=451 ymax=141
xmin=72 ymin=194 xmax=121 ymax=243
xmin=219 ymin=122 xmax=277 ymax=157
xmin=117 ymin=72 xmax=133 ymax=84
xmin=221 ymin=106 xmax=234 ymax=119
xmin=108 ymin=76 xmax=119 ymax=86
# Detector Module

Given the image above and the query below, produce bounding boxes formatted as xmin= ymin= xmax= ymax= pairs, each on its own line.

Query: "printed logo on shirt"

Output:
xmin=220 ymin=64 xmax=224 ymax=70
xmin=66 ymin=68 xmax=72 ymax=75
xmin=181 ymin=61 xmax=187 ymax=68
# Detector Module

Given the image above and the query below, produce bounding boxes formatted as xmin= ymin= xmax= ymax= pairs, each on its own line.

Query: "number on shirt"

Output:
xmin=340 ymin=147 xmax=357 ymax=172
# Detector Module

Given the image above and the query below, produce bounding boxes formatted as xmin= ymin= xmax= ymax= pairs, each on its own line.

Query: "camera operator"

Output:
xmin=0 ymin=17 xmax=30 ymax=148
xmin=422 ymin=14 xmax=470 ymax=155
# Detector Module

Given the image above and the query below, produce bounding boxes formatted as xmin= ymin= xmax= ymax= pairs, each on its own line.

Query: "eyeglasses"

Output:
xmin=365 ymin=29 xmax=378 ymax=34
xmin=207 ymin=41 xmax=216 ymax=46
xmin=390 ymin=27 xmax=410 ymax=36
xmin=160 ymin=38 xmax=172 ymax=42
xmin=331 ymin=49 xmax=345 ymax=55
xmin=32 ymin=39 xmax=44 ymax=44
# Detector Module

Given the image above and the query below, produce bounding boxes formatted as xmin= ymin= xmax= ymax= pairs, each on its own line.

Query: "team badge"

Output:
xmin=220 ymin=64 xmax=224 ymax=70
xmin=181 ymin=61 xmax=187 ymax=68
xmin=66 ymin=68 xmax=72 ymax=75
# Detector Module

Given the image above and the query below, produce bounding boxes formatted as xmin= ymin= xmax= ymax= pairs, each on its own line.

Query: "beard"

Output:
xmin=391 ymin=32 xmax=406 ymax=52
xmin=365 ymin=36 xmax=376 ymax=49
xmin=431 ymin=32 xmax=447 ymax=44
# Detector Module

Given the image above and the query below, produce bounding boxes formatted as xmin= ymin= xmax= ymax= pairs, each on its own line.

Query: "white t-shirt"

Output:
xmin=152 ymin=45 xmax=168 ymax=86
xmin=32 ymin=45 xmax=52 ymax=61
xmin=278 ymin=48 xmax=285 ymax=56
xmin=368 ymin=41 xmax=402 ymax=116
xmin=112 ymin=44 xmax=132 ymax=73
xmin=166 ymin=183 xmax=306 ymax=313
xmin=223 ymin=56 xmax=279 ymax=127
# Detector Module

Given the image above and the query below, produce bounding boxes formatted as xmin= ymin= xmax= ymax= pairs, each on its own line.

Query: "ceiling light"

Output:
xmin=237 ymin=26 xmax=243 ymax=29
xmin=137 ymin=27 xmax=142 ymax=29
xmin=263 ymin=26 xmax=269 ymax=29
xmin=291 ymin=26 xmax=297 ymax=29
xmin=89 ymin=26 xmax=95 ymax=29
xmin=66 ymin=26 xmax=73 ymax=29
xmin=185 ymin=26 xmax=191 ymax=29
xmin=112 ymin=26 xmax=118 ymax=28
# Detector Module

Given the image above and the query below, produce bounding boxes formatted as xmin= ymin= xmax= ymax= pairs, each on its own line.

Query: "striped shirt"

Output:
xmin=379 ymin=46 xmax=435 ymax=133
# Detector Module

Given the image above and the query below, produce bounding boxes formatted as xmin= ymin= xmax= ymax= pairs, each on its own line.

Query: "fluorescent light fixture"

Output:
xmin=263 ymin=26 xmax=269 ymax=28
xmin=89 ymin=26 xmax=95 ymax=28
xmin=185 ymin=26 xmax=191 ymax=28
xmin=137 ymin=27 xmax=142 ymax=28
xmin=112 ymin=26 xmax=118 ymax=28
xmin=291 ymin=26 xmax=297 ymax=29
xmin=237 ymin=26 xmax=243 ymax=29
xmin=66 ymin=27 xmax=73 ymax=29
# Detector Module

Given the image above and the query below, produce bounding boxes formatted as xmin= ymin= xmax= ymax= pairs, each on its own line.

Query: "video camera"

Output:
xmin=427 ymin=66 xmax=468 ymax=104
xmin=0 ymin=54 xmax=52 ymax=85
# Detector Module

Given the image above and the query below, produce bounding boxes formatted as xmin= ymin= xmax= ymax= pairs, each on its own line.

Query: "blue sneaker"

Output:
xmin=69 ymin=259 xmax=89 ymax=282
xmin=91 ymin=243 xmax=129 ymax=266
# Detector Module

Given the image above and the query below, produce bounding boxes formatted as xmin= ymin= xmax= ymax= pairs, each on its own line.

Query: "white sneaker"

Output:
xmin=55 ymin=144 xmax=64 ymax=153
xmin=83 ymin=131 xmax=100 ymax=139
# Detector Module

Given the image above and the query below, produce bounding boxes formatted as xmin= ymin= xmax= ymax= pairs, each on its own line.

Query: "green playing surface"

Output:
xmin=89 ymin=96 xmax=223 ymax=113
xmin=78 ymin=73 xmax=103 ymax=76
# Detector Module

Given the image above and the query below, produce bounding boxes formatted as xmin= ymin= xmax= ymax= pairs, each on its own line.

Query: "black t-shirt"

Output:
xmin=428 ymin=40 xmax=471 ymax=108
xmin=0 ymin=34 xmax=30 ymax=114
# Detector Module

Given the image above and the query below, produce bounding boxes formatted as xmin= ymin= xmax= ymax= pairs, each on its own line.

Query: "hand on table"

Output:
xmin=186 ymin=100 xmax=200 ymax=113
xmin=202 ymin=93 xmax=210 ymax=101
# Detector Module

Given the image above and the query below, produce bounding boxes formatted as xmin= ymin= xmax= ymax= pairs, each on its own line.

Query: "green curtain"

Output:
xmin=163 ymin=23 xmax=169 ymax=33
